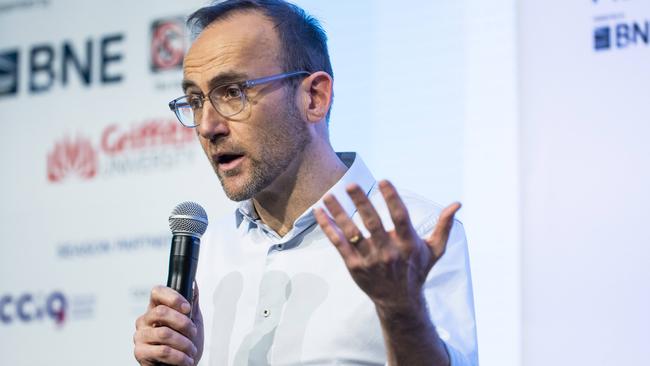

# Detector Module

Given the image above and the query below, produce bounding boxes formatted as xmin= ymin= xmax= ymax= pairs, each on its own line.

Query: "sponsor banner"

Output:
xmin=0 ymin=1 xmax=525 ymax=366
xmin=0 ymin=2 xmax=207 ymax=365
xmin=520 ymin=0 xmax=650 ymax=365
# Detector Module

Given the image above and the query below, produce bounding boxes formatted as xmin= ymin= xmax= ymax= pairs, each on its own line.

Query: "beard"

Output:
xmin=212 ymin=98 xmax=311 ymax=201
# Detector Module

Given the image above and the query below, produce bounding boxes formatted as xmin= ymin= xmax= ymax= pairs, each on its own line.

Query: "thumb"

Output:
xmin=191 ymin=281 xmax=202 ymax=323
xmin=425 ymin=202 xmax=461 ymax=258
xmin=190 ymin=281 xmax=204 ymax=366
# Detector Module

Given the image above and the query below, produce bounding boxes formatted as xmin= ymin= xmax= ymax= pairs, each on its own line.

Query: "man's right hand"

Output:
xmin=134 ymin=285 xmax=204 ymax=366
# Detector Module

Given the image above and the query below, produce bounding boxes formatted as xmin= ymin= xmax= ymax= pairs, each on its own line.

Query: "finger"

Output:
xmin=143 ymin=304 xmax=198 ymax=339
xmin=149 ymin=285 xmax=192 ymax=315
xmin=134 ymin=343 xmax=194 ymax=366
xmin=378 ymin=180 xmax=416 ymax=241
xmin=322 ymin=194 xmax=372 ymax=252
xmin=426 ymin=202 xmax=462 ymax=257
xmin=314 ymin=207 xmax=360 ymax=264
xmin=136 ymin=313 xmax=146 ymax=330
xmin=346 ymin=184 xmax=389 ymax=244
xmin=135 ymin=326 xmax=198 ymax=360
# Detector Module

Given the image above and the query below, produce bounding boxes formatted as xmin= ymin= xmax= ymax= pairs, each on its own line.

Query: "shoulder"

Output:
xmin=197 ymin=212 xmax=240 ymax=260
xmin=202 ymin=212 xmax=237 ymax=240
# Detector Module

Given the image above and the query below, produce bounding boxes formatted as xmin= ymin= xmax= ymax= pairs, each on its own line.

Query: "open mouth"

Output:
xmin=218 ymin=154 xmax=242 ymax=164
xmin=216 ymin=153 xmax=245 ymax=170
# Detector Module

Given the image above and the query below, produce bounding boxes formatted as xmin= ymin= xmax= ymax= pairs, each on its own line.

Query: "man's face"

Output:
xmin=182 ymin=11 xmax=311 ymax=201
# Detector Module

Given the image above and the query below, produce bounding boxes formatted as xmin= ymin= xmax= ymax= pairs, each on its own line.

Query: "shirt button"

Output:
xmin=276 ymin=244 xmax=284 ymax=250
xmin=262 ymin=309 xmax=271 ymax=317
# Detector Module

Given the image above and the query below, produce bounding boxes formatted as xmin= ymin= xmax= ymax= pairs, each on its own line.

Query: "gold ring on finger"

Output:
xmin=348 ymin=234 xmax=362 ymax=245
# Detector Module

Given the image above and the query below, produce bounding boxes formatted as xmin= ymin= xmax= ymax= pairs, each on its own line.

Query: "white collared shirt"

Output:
xmin=197 ymin=153 xmax=478 ymax=365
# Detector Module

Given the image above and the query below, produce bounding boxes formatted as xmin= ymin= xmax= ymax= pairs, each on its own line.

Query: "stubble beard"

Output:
xmin=214 ymin=100 xmax=311 ymax=202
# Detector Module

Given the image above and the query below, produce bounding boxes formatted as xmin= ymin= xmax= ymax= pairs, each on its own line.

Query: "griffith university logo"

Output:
xmin=47 ymin=136 xmax=98 ymax=183
xmin=46 ymin=119 xmax=196 ymax=184
xmin=150 ymin=16 xmax=187 ymax=72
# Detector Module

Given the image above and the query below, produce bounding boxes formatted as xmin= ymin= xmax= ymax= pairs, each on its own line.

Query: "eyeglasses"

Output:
xmin=168 ymin=71 xmax=311 ymax=128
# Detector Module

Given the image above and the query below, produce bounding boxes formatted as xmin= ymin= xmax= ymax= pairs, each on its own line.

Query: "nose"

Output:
xmin=196 ymin=99 xmax=230 ymax=141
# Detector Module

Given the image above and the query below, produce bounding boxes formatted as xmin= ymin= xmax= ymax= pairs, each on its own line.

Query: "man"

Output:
xmin=134 ymin=1 xmax=477 ymax=365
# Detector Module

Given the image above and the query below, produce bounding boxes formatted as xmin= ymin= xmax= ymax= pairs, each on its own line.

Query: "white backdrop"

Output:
xmin=0 ymin=0 xmax=520 ymax=365
xmin=520 ymin=0 xmax=650 ymax=365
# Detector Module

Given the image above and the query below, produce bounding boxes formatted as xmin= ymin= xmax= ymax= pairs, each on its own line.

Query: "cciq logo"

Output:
xmin=0 ymin=292 xmax=68 ymax=326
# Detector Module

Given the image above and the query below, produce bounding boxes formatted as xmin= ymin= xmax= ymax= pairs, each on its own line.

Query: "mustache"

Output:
xmin=205 ymin=140 xmax=246 ymax=156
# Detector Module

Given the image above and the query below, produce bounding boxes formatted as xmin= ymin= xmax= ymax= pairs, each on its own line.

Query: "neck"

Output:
xmin=252 ymin=141 xmax=347 ymax=237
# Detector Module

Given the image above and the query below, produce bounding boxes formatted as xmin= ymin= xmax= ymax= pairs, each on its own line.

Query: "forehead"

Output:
xmin=183 ymin=11 xmax=281 ymax=90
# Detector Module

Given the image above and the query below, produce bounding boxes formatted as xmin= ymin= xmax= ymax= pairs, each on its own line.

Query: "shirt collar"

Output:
xmin=235 ymin=152 xmax=376 ymax=233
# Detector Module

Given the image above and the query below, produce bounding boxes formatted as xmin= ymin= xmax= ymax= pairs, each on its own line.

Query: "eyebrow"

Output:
xmin=181 ymin=71 xmax=249 ymax=94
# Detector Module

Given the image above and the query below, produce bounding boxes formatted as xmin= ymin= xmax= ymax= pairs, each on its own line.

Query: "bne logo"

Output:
xmin=595 ymin=20 xmax=649 ymax=51
xmin=0 ymin=292 xmax=67 ymax=326
xmin=0 ymin=33 xmax=124 ymax=97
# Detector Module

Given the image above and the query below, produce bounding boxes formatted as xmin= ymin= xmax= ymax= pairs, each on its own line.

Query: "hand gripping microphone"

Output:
xmin=157 ymin=202 xmax=208 ymax=366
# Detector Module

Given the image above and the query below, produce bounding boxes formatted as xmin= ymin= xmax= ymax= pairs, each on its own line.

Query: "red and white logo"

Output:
xmin=150 ymin=17 xmax=186 ymax=72
xmin=47 ymin=136 xmax=98 ymax=183
xmin=47 ymin=119 xmax=196 ymax=184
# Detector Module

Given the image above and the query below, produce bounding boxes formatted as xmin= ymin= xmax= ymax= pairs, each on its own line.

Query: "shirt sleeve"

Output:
xmin=416 ymin=216 xmax=479 ymax=366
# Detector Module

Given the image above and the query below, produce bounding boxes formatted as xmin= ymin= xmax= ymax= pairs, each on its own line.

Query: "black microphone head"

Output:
xmin=169 ymin=201 xmax=208 ymax=238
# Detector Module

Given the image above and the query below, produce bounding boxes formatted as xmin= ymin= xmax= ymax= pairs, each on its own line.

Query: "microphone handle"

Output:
xmin=167 ymin=235 xmax=200 ymax=303
xmin=155 ymin=234 xmax=200 ymax=366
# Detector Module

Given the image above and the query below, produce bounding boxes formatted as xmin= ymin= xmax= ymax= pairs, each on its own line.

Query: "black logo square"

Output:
xmin=594 ymin=26 xmax=611 ymax=51
xmin=0 ymin=50 xmax=19 ymax=97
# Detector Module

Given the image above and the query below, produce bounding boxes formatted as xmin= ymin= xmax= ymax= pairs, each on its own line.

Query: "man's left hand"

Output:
xmin=313 ymin=180 xmax=461 ymax=311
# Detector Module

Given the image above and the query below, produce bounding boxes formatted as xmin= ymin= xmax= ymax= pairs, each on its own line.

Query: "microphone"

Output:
xmin=157 ymin=202 xmax=208 ymax=366
xmin=166 ymin=201 xmax=208 ymax=309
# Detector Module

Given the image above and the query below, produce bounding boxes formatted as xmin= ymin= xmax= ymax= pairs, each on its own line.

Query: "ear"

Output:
xmin=298 ymin=71 xmax=333 ymax=123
